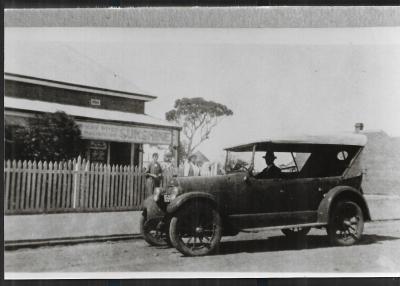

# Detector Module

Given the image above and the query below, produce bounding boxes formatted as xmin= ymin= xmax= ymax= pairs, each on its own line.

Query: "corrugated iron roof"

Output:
xmin=193 ymin=150 xmax=210 ymax=162
xmin=5 ymin=41 xmax=154 ymax=98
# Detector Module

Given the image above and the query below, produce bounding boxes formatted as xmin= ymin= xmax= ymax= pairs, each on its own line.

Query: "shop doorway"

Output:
xmin=132 ymin=144 xmax=141 ymax=167
xmin=109 ymin=142 xmax=131 ymax=166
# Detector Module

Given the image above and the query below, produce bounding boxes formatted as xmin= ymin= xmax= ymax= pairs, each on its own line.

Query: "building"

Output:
xmin=192 ymin=150 xmax=210 ymax=165
xmin=4 ymin=72 xmax=181 ymax=167
xmin=354 ymin=123 xmax=400 ymax=196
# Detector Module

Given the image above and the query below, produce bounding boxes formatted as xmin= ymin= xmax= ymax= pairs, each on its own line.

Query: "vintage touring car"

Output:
xmin=140 ymin=134 xmax=371 ymax=256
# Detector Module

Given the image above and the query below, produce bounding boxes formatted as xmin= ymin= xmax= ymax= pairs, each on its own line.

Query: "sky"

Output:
xmin=5 ymin=27 xmax=400 ymax=161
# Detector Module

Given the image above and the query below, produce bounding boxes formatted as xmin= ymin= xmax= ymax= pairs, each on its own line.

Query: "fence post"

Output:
xmin=83 ymin=160 xmax=90 ymax=208
xmin=72 ymin=156 xmax=81 ymax=208
xmin=4 ymin=160 xmax=11 ymax=212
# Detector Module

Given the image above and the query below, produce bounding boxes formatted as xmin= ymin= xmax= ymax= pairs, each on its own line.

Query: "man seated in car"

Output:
xmin=255 ymin=151 xmax=282 ymax=179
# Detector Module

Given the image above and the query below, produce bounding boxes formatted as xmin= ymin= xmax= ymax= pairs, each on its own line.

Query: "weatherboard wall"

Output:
xmin=5 ymin=79 xmax=145 ymax=114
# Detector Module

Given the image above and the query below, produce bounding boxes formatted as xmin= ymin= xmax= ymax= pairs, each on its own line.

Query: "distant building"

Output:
xmin=354 ymin=123 xmax=400 ymax=196
xmin=4 ymin=73 xmax=181 ymax=167
xmin=193 ymin=151 xmax=210 ymax=165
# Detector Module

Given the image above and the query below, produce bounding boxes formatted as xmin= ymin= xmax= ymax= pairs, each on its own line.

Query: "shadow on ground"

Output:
xmin=211 ymin=234 xmax=400 ymax=256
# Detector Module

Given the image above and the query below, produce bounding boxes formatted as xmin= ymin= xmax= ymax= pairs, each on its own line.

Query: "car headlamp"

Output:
xmin=169 ymin=186 xmax=179 ymax=201
xmin=153 ymin=187 xmax=161 ymax=201
xmin=162 ymin=186 xmax=180 ymax=203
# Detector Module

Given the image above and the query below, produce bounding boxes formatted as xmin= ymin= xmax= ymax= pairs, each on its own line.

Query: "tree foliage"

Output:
xmin=14 ymin=111 xmax=85 ymax=161
xmin=165 ymin=97 xmax=233 ymax=158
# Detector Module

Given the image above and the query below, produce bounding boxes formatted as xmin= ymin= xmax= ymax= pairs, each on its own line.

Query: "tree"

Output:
xmin=166 ymin=97 xmax=233 ymax=158
xmin=14 ymin=111 xmax=85 ymax=161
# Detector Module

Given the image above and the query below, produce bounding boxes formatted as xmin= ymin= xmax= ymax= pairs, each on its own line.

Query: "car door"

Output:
xmin=246 ymin=177 xmax=286 ymax=213
xmin=284 ymin=177 xmax=323 ymax=212
xmin=222 ymin=172 xmax=256 ymax=215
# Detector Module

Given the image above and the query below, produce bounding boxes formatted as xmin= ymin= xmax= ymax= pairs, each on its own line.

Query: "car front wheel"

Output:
xmin=140 ymin=215 xmax=168 ymax=247
xmin=169 ymin=202 xmax=222 ymax=256
xmin=327 ymin=200 xmax=364 ymax=246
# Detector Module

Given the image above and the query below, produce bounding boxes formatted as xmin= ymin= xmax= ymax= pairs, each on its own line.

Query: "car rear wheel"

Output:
xmin=169 ymin=202 xmax=222 ymax=256
xmin=140 ymin=215 xmax=168 ymax=247
xmin=281 ymin=227 xmax=311 ymax=239
xmin=327 ymin=200 xmax=364 ymax=246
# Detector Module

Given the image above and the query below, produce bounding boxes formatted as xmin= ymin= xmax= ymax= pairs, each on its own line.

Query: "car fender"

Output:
xmin=142 ymin=196 xmax=166 ymax=222
xmin=166 ymin=192 xmax=218 ymax=214
xmin=317 ymin=185 xmax=371 ymax=224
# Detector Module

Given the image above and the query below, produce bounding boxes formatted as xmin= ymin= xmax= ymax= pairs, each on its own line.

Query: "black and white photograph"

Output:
xmin=3 ymin=6 xmax=400 ymax=278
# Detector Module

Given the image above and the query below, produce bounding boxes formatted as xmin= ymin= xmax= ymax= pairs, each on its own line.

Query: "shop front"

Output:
xmin=78 ymin=120 xmax=180 ymax=167
xmin=4 ymin=72 xmax=181 ymax=168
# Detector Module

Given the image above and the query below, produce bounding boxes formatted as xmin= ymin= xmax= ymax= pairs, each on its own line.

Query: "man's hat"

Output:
xmin=263 ymin=151 xmax=276 ymax=159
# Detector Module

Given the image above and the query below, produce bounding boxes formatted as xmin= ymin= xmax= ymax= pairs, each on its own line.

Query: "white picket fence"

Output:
xmin=4 ymin=157 xmax=184 ymax=214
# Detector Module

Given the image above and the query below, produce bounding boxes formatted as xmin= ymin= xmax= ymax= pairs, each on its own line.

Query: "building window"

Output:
xmin=4 ymin=125 xmax=23 ymax=160
xmin=87 ymin=140 xmax=108 ymax=164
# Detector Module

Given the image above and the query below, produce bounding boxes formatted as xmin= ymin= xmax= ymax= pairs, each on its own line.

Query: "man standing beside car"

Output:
xmin=255 ymin=151 xmax=282 ymax=179
xmin=145 ymin=152 xmax=163 ymax=196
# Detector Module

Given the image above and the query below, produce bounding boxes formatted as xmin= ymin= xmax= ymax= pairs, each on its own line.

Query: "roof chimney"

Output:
xmin=355 ymin=122 xmax=364 ymax=133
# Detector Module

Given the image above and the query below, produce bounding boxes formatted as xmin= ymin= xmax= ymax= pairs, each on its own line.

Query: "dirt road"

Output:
xmin=5 ymin=220 xmax=400 ymax=274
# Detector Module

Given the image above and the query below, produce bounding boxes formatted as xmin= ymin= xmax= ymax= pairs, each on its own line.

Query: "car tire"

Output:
xmin=140 ymin=215 xmax=168 ymax=247
xmin=327 ymin=200 xmax=364 ymax=246
xmin=169 ymin=201 xmax=222 ymax=256
xmin=281 ymin=227 xmax=311 ymax=239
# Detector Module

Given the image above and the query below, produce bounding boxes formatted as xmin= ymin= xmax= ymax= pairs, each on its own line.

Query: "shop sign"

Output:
xmin=78 ymin=121 xmax=172 ymax=145
xmin=89 ymin=148 xmax=107 ymax=163
xmin=89 ymin=141 xmax=107 ymax=150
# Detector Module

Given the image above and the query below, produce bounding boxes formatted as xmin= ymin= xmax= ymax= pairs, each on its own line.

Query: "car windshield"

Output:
xmin=226 ymin=151 xmax=311 ymax=174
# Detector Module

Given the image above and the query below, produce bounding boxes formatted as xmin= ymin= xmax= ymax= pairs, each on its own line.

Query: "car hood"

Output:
xmin=173 ymin=173 xmax=245 ymax=195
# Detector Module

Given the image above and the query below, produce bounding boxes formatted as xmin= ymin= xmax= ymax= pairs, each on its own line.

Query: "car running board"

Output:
xmin=240 ymin=222 xmax=327 ymax=233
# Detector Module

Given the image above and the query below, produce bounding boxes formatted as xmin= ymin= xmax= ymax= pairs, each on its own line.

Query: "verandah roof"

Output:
xmin=4 ymin=96 xmax=180 ymax=130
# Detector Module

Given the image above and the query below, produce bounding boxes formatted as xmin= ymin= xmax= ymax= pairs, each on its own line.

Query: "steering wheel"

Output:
xmin=241 ymin=164 xmax=254 ymax=176
xmin=248 ymin=165 xmax=255 ymax=176
xmin=236 ymin=165 xmax=247 ymax=171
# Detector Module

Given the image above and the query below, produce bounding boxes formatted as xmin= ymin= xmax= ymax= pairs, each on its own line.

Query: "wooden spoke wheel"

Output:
xmin=140 ymin=216 xmax=169 ymax=247
xmin=169 ymin=202 xmax=222 ymax=256
xmin=281 ymin=227 xmax=311 ymax=239
xmin=327 ymin=200 xmax=364 ymax=246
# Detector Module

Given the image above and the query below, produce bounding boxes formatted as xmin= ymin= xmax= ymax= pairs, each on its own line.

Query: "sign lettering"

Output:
xmin=77 ymin=121 xmax=172 ymax=145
